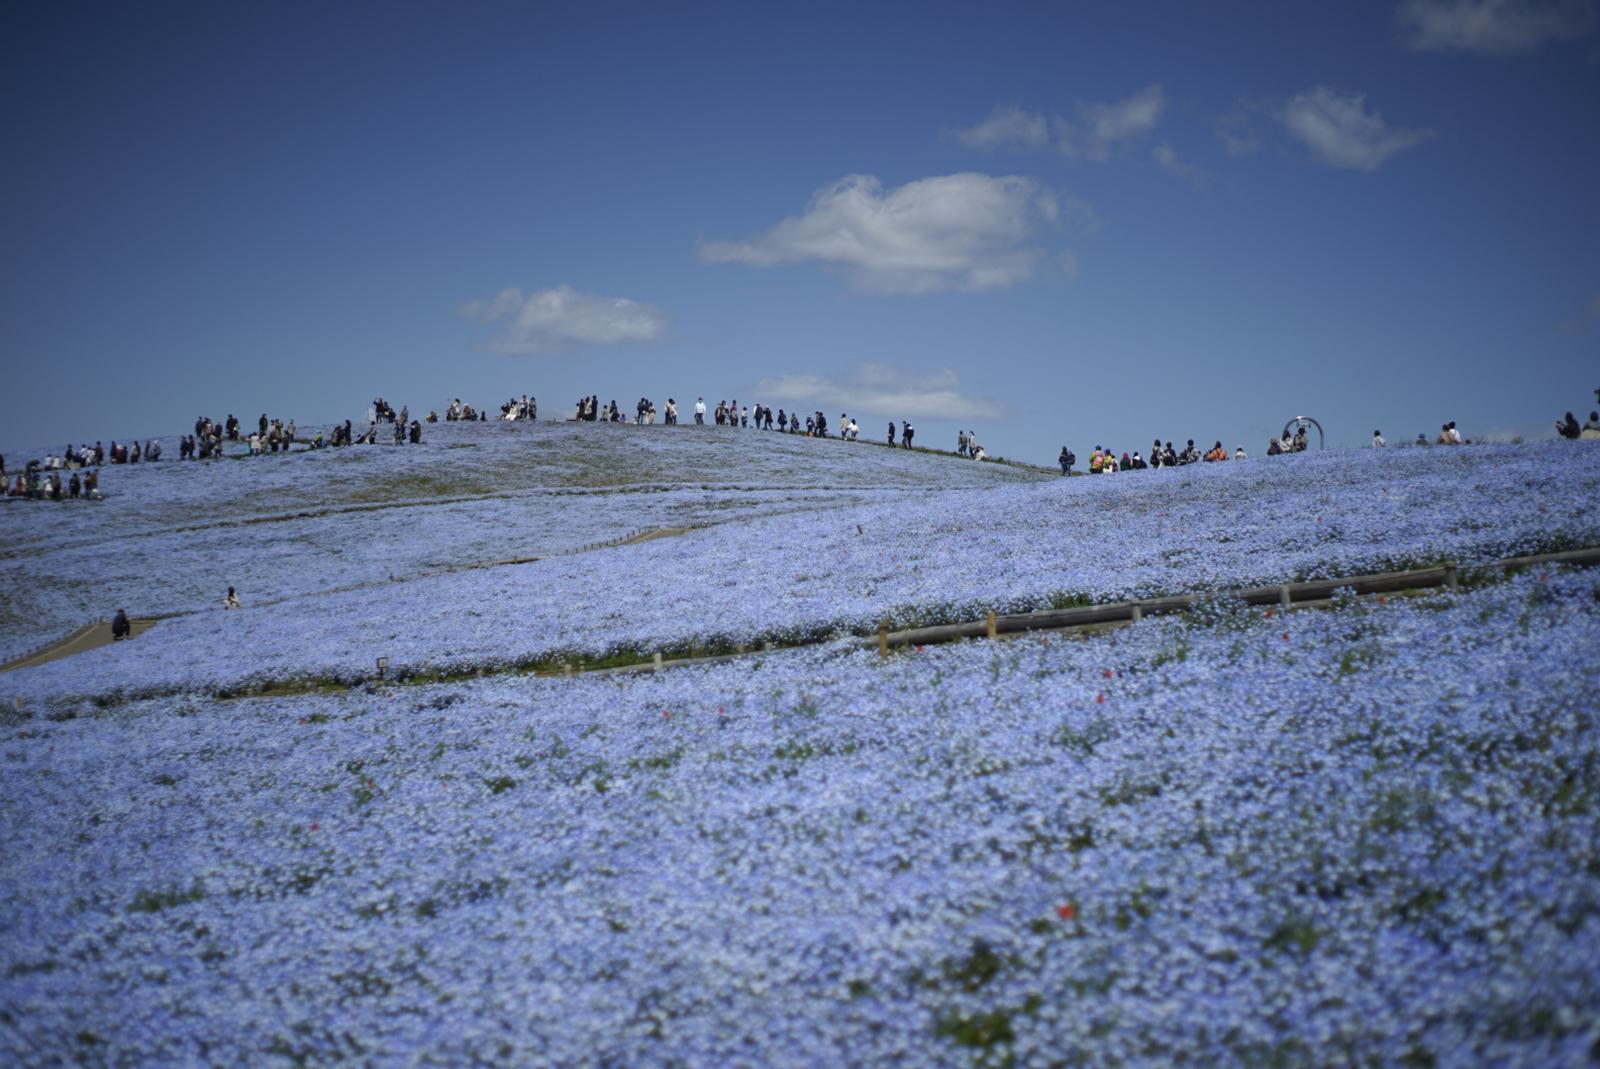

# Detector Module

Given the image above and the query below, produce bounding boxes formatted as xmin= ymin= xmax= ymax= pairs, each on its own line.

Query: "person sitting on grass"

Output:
xmin=1581 ymin=412 xmax=1600 ymax=441
xmin=1556 ymin=412 xmax=1581 ymax=439
xmin=224 ymin=587 xmax=242 ymax=609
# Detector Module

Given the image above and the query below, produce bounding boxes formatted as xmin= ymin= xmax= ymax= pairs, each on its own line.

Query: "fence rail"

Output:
xmin=867 ymin=546 xmax=1600 ymax=652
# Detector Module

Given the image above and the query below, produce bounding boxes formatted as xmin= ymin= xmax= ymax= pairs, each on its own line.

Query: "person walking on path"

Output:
xmin=902 ymin=421 xmax=914 ymax=449
xmin=1059 ymin=446 xmax=1074 ymax=475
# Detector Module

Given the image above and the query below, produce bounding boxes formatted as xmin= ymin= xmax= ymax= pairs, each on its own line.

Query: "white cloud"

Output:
xmin=459 ymin=285 xmax=667 ymax=355
xmin=1214 ymin=109 xmax=1263 ymax=156
xmin=1056 ymin=84 xmax=1166 ymax=161
xmin=1152 ymin=143 xmax=1204 ymax=185
xmin=699 ymin=173 xmax=1064 ymax=294
xmin=1396 ymin=0 xmax=1595 ymax=54
xmin=1280 ymin=88 xmax=1433 ymax=171
xmin=756 ymin=362 xmax=1004 ymax=422
xmin=952 ymin=105 xmax=1050 ymax=151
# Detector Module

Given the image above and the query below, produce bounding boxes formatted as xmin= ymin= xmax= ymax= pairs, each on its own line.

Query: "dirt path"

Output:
xmin=0 ymin=618 xmax=158 ymax=673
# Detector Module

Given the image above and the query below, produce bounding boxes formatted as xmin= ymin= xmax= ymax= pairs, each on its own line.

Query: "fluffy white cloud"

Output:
xmin=459 ymin=285 xmax=667 ymax=355
xmin=1396 ymin=0 xmax=1595 ymax=54
xmin=699 ymin=173 xmax=1063 ymax=294
xmin=1280 ymin=88 xmax=1433 ymax=171
xmin=952 ymin=105 xmax=1050 ymax=151
xmin=1056 ymin=84 xmax=1166 ymax=161
xmin=756 ymin=362 xmax=1003 ymax=422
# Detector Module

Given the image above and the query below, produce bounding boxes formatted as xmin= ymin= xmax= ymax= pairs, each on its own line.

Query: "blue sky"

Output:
xmin=4 ymin=0 xmax=1597 ymax=462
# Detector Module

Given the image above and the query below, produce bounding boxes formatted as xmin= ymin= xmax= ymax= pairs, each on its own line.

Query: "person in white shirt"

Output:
xmin=224 ymin=586 xmax=242 ymax=609
xmin=694 ymin=398 xmax=706 ymax=425
xmin=1234 ymin=445 xmax=1247 ymax=460
xmin=1372 ymin=430 xmax=1386 ymax=448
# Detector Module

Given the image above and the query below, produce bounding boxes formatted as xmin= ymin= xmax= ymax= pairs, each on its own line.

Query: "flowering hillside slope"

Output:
xmin=2 ymin=570 xmax=1596 ymax=1066
xmin=0 ymin=421 xmax=1042 ymax=662
xmin=4 ymin=440 xmax=1596 ymax=704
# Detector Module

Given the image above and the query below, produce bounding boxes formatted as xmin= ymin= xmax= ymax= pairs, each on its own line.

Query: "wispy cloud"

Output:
xmin=1558 ymin=291 xmax=1600 ymax=333
xmin=1279 ymin=88 xmax=1434 ymax=171
xmin=698 ymin=173 xmax=1065 ymax=294
xmin=1396 ymin=0 xmax=1596 ymax=54
xmin=460 ymin=284 xmax=667 ymax=355
xmin=756 ymin=362 xmax=1003 ymax=422
xmin=1056 ymin=84 xmax=1166 ymax=161
xmin=951 ymin=85 xmax=1166 ymax=162
xmin=1152 ymin=143 xmax=1205 ymax=185
xmin=951 ymin=105 xmax=1050 ymax=151
xmin=1214 ymin=107 xmax=1263 ymax=156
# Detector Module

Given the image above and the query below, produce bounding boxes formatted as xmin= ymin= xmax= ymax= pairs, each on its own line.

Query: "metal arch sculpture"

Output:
xmin=1281 ymin=416 xmax=1325 ymax=450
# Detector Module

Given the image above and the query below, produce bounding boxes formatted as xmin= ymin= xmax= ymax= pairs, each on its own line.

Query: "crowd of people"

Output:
xmin=497 ymin=396 xmax=535 ymax=421
xmin=10 ymin=384 xmax=1597 ymax=511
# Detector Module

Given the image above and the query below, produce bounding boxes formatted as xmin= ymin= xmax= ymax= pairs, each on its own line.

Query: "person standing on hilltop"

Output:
xmin=887 ymin=421 xmax=896 ymax=446
xmin=1373 ymin=430 xmax=1386 ymax=448
xmin=902 ymin=421 xmax=913 ymax=449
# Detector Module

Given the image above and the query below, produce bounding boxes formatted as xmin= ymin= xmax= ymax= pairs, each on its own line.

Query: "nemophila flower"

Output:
xmin=1 ymin=436 xmax=1598 ymax=1067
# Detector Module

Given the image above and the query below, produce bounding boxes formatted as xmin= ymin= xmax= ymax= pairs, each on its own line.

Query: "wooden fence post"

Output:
xmin=878 ymin=620 xmax=889 ymax=658
xmin=1131 ymin=603 xmax=1142 ymax=623
xmin=986 ymin=611 xmax=998 ymax=639
xmin=1445 ymin=563 xmax=1459 ymax=592
xmin=1279 ymin=585 xmax=1292 ymax=608
xmin=653 ymin=652 xmax=664 ymax=670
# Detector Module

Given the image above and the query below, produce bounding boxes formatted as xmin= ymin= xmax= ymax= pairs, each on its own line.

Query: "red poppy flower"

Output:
xmin=1056 ymin=903 xmax=1078 ymax=921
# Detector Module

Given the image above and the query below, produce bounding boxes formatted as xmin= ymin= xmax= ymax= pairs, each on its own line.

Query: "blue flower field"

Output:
xmin=1 ymin=427 xmax=1597 ymax=1066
